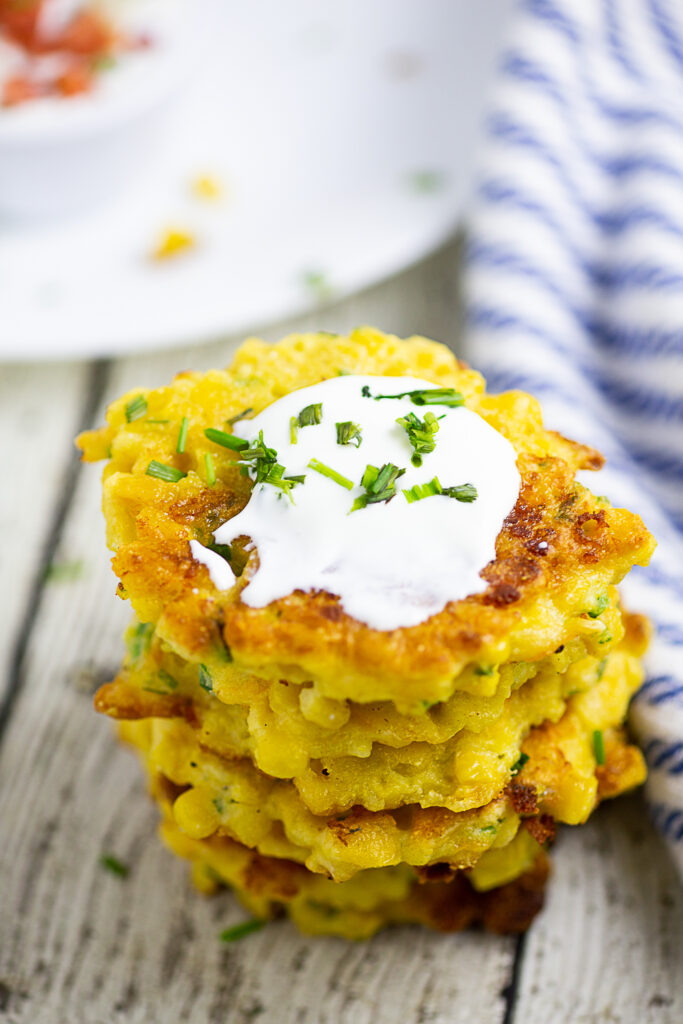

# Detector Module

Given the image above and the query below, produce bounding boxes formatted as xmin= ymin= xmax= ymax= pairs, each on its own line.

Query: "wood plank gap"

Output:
xmin=0 ymin=359 xmax=111 ymax=748
xmin=502 ymin=933 xmax=527 ymax=1024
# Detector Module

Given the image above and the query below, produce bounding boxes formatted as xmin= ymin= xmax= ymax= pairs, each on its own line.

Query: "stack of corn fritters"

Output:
xmin=78 ymin=329 xmax=655 ymax=939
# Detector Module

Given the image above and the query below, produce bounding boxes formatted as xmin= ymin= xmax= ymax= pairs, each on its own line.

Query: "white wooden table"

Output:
xmin=1 ymin=238 xmax=681 ymax=1024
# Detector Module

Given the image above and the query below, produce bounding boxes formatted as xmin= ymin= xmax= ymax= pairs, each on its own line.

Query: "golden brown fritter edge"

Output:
xmin=78 ymin=328 xmax=655 ymax=704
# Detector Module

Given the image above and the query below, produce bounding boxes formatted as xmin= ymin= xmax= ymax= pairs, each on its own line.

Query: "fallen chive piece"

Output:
xmin=225 ymin=407 xmax=253 ymax=426
xmin=219 ymin=919 xmax=265 ymax=942
xmin=593 ymin=730 xmax=606 ymax=765
xmin=100 ymin=854 xmax=129 ymax=878
xmin=336 ymin=421 xmax=363 ymax=447
xmin=361 ymin=385 xmax=465 ymax=408
xmin=176 ymin=416 xmax=189 ymax=454
xmin=44 ymin=559 xmax=85 ymax=584
xmin=204 ymin=452 xmax=216 ymax=486
xmin=510 ymin=753 xmax=529 ymax=776
xmin=290 ymin=416 xmax=299 ymax=444
xmin=396 ymin=410 xmax=440 ymax=466
xmin=158 ymin=669 xmax=179 ymax=690
xmin=146 ymin=460 xmax=186 ymax=483
xmin=125 ymin=394 xmax=147 ymax=422
xmin=199 ymin=664 xmax=214 ymax=694
xmin=308 ymin=459 xmax=354 ymax=490
xmin=205 ymin=427 xmax=249 ymax=451
xmin=442 ymin=482 xmax=478 ymax=503
xmin=351 ymin=462 xmax=406 ymax=512
xmin=297 ymin=403 xmax=323 ymax=428
xmin=588 ymin=593 xmax=609 ymax=618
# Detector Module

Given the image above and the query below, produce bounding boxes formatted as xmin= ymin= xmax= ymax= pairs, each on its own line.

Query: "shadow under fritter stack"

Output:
xmin=78 ymin=329 xmax=655 ymax=939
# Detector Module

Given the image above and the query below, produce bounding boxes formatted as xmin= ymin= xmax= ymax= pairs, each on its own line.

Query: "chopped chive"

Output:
xmin=176 ymin=416 xmax=189 ymax=454
xmin=442 ymin=482 xmax=478 ymax=503
xmin=219 ymin=919 xmax=265 ymax=942
xmin=204 ymin=428 xmax=249 ymax=452
xmin=208 ymin=542 xmax=232 ymax=563
xmin=158 ymin=669 xmax=178 ymax=690
xmin=297 ymin=403 xmax=323 ymax=428
xmin=361 ymin=385 xmax=465 ymax=408
xmin=351 ymin=462 xmax=405 ymax=512
xmin=199 ymin=664 xmax=214 ymax=694
xmin=397 ymin=410 xmax=440 ymax=465
xmin=125 ymin=394 xmax=147 ymax=422
xmin=204 ymin=453 xmax=216 ymax=486
xmin=598 ymin=628 xmax=613 ymax=645
xmin=308 ymin=458 xmax=354 ymax=490
xmin=127 ymin=621 xmax=154 ymax=662
xmin=596 ymin=657 xmax=607 ymax=680
xmin=100 ymin=854 xmax=129 ymax=878
xmin=284 ymin=474 xmax=306 ymax=484
xmin=335 ymin=421 xmax=362 ymax=447
xmin=403 ymin=477 xmax=442 ymax=503
xmin=588 ymin=594 xmax=609 ymax=618
xmin=474 ymin=665 xmax=495 ymax=676
xmin=225 ymin=407 xmax=253 ymax=426
xmin=510 ymin=752 xmax=529 ymax=776
xmin=290 ymin=416 xmax=299 ymax=444
xmin=592 ymin=730 xmax=606 ymax=765
xmin=146 ymin=460 xmax=187 ymax=483
xmin=146 ymin=419 xmax=170 ymax=424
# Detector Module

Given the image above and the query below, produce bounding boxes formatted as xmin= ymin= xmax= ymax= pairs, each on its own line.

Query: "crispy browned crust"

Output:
xmin=110 ymin=449 xmax=653 ymax=693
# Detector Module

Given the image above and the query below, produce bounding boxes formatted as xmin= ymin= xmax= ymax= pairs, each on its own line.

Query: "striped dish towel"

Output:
xmin=464 ymin=0 xmax=683 ymax=873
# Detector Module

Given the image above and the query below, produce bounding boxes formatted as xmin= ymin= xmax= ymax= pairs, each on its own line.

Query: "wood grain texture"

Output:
xmin=1 ymin=238 xmax=681 ymax=1024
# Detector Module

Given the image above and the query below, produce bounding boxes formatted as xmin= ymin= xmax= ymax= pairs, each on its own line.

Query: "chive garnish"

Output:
xmin=588 ymin=594 xmax=609 ymax=618
xmin=146 ymin=460 xmax=187 ymax=483
xmin=176 ymin=416 xmax=189 ymax=454
xmin=199 ymin=664 xmax=214 ymax=694
xmin=225 ymin=407 xmax=253 ymax=426
xmin=442 ymin=482 xmax=478 ymax=502
xmin=474 ymin=665 xmax=495 ymax=676
xmin=204 ymin=428 xmax=249 ymax=452
xmin=335 ymin=421 xmax=362 ymax=447
xmin=208 ymin=542 xmax=232 ymax=563
xmin=510 ymin=753 xmax=529 ymax=776
xmin=308 ymin=459 xmax=354 ymax=490
xmin=351 ymin=463 xmax=405 ymax=512
xmin=361 ymin=385 xmax=465 ymax=407
xmin=298 ymin=403 xmax=323 ymax=427
xmin=100 ymin=854 xmax=129 ymax=878
xmin=593 ymin=730 xmax=606 ymax=765
xmin=146 ymin=419 xmax=170 ymax=424
xmin=403 ymin=477 xmax=443 ymax=503
xmin=127 ymin=621 xmax=154 ymax=662
xmin=403 ymin=478 xmax=478 ymax=504
xmin=598 ymin=628 xmax=613 ymax=645
xmin=239 ymin=432 xmax=304 ymax=500
xmin=290 ymin=416 xmax=299 ymax=444
xmin=125 ymin=394 xmax=147 ymax=422
xmin=219 ymin=919 xmax=265 ymax=942
xmin=396 ymin=410 xmax=439 ymax=466
xmin=204 ymin=452 xmax=216 ymax=486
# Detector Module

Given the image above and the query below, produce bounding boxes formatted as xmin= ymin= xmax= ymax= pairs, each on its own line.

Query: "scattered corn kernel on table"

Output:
xmin=0 ymin=239 xmax=681 ymax=1024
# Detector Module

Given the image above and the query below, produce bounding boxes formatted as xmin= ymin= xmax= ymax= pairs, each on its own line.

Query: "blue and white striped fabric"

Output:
xmin=464 ymin=0 xmax=683 ymax=873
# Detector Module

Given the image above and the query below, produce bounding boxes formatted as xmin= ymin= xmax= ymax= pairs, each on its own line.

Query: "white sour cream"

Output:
xmin=208 ymin=375 xmax=521 ymax=631
xmin=189 ymin=539 xmax=235 ymax=591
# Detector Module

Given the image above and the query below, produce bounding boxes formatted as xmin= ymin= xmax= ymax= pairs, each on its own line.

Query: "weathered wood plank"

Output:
xmin=511 ymin=796 xmax=683 ymax=1024
xmin=0 ymin=361 xmax=97 ymax=707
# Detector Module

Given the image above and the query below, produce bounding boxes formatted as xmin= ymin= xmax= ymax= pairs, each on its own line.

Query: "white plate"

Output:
xmin=0 ymin=0 xmax=511 ymax=361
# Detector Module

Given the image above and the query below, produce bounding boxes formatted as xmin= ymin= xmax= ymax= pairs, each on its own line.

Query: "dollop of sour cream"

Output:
xmin=206 ymin=375 xmax=521 ymax=631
